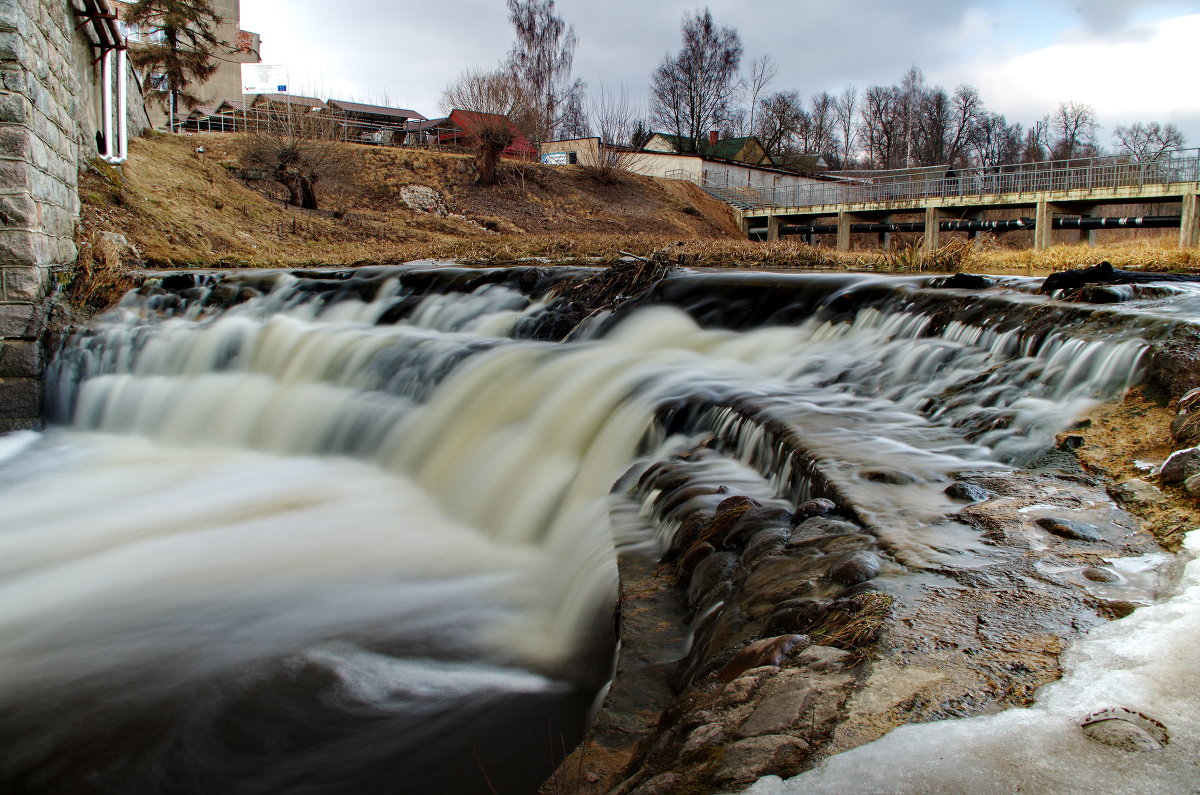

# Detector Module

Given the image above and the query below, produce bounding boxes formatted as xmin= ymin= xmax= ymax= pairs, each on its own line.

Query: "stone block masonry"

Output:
xmin=0 ymin=0 xmax=133 ymax=431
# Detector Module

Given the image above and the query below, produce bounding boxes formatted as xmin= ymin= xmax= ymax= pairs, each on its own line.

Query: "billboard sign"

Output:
xmin=241 ymin=64 xmax=289 ymax=95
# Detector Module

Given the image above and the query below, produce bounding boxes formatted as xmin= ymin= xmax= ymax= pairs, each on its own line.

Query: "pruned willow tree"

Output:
xmin=505 ymin=0 xmax=584 ymax=144
xmin=441 ymin=68 xmax=533 ymax=186
xmin=123 ymin=0 xmax=225 ymax=132
xmin=649 ymin=8 xmax=743 ymax=154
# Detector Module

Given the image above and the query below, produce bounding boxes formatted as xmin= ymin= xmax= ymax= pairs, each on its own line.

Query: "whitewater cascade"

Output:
xmin=0 ymin=265 xmax=1185 ymax=793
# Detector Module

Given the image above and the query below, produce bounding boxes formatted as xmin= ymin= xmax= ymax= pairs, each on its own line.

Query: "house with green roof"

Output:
xmin=644 ymin=132 xmax=773 ymax=166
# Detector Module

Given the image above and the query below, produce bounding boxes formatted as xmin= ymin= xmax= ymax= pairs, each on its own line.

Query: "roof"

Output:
xmin=406 ymin=117 xmax=449 ymax=131
xmin=254 ymin=93 xmax=327 ymax=109
xmin=442 ymin=110 xmax=538 ymax=157
xmin=326 ymin=99 xmax=428 ymax=122
xmin=188 ymin=105 xmax=218 ymax=118
xmin=215 ymin=100 xmax=247 ymax=113
xmin=650 ymin=133 xmax=770 ymax=163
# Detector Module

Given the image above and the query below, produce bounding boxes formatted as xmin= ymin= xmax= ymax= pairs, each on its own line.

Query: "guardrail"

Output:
xmin=672 ymin=149 xmax=1200 ymax=210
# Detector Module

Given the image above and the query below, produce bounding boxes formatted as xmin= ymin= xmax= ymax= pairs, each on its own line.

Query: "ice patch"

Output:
xmin=747 ymin=533 xmax=1200 ymax=795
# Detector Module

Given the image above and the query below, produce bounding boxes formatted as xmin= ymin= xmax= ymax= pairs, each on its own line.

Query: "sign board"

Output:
xmin=541 ymin=152 xmax=575 ymax=165
xmin=241 ymin=64 xmax=289 ymax=95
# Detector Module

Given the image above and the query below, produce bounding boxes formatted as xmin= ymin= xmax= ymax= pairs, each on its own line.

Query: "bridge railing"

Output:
xmin=734 ymin=148 xmax=1200 ymax=210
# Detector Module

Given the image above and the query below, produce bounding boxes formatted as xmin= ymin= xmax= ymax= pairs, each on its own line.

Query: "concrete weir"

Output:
xmin=0 ymin=0 xmax=146 ymax=431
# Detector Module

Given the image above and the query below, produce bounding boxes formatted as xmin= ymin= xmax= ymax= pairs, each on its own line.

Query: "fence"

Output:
xmin=177 ymin=106 xmax=470 ymax=154
xmin=668 ymin=149 xmax=1200 ymax=209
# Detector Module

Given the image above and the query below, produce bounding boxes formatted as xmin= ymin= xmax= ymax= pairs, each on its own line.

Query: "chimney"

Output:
xmin=709 ymin=130 xmax=719 ymax=146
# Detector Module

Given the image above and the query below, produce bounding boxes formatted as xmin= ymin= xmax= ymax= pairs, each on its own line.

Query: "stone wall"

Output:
xmin=0 ymin=0 xmax=144 ymax=431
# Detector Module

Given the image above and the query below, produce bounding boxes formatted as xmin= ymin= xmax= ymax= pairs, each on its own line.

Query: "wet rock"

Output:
xmin=680 ymin=722 xmax=726 ymax=753
xmin=717 ymin=635 xmax=809 ymax=682
xmin=741 ymin=527 xmax=790 ymax=566
xmin=1178 ymin=387 xmax=1200 ymax=414
xmin=725 ymin=506 xmax=793 ymax=549
xmin=1036 ymin=517 xmax=1103 ymax=542
xmin=789 ymin=516 xmax=862 ymax=545
xmin=809 ymin=533 xmax=876 ymax=554
xmin=1102 ymin=600 xmax=1138 ymax=619
xmin=861 ymin=468 xmax=919 ymax=485
xmin=827 ymin=551 xmax=881 ymax=585
xmin=737 ymin=679 xmax=814 ymax=737
xmin=715 ymin=735 xmax=809 ymax=785
xmin=1057 ymin=434 xmax=1085 ymax=451
xmin=1170 ymin=413 xmax=1200 ymax=446
xmin=677 ymin=542 xmax=715 ymax=584
xmin=931 ymin=273 xmax=995 ymax=290
xmin=708 ymin=496 xmax=764 ymax=545
xmin=945 ymin=482 xmax=992 ymax=502
xmin=1159 ymin=447 xmax=1200 ymax=486
xmin=792 ymin=497 xmax=837 ymax=523
xmin=1108 ymin=478 xmax=1167 ymax=508
xmin=1081 ymin=708 xmax=1168 ymax=751
xmin=794 ymin=645 xmax=853 ymax=672
xmin=657 ymin=484 xmax=724 ymax=517
xmin=764 ymin=599 xmax=831 ymax=636
xmin=1184 ymin=472 xmax=1200 ymax=497
xmin=1076 ymin=285 xmax=1133 ymax=303
xmin=662 ymin=510 xmax=713 ymax=563
xmin=721 ymin=673 xmax=766 ymax=706
xmin=1083 ymin=566 xmax=1120 ymax=583
xmin=628 ymin=772 xmax=685 ymax=795
xmin=687 ymin=552 xmax=738 ymax=608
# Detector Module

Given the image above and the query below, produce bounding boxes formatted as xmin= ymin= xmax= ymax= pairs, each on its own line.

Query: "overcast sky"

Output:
xmin=240 ymin=0 xmax=1200 ymax=146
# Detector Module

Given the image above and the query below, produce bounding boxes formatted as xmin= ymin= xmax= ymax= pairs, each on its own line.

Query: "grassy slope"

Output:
xmin=77 ymin=132 xmax=742 ymax=268
xmin=77 ymin=132 xmax=1199 ymax=276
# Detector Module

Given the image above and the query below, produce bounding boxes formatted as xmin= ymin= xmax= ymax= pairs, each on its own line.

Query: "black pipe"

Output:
xmin=757 ymin=215 xmax=1182 ymax=238
xmin=1053 ymin=215 xmax=1179 ymax=230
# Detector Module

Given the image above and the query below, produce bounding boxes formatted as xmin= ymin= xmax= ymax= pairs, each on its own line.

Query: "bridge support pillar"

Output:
xmin=924 ymin=207 xmax=945 ymax=252
xmin=837 ymin=212 xmax=871 ymax=251
xmin=767 ymin=214 xmax=781 ymax=242
xmin=1182 ymin=193 xmax=1200 ymax=248
xmin=1034 ymin=200 xmax=1066 ymax=251
xmin=1075 ymin=205 xmax=1098 ymax=247
xmin=967 ymin=211 xmax=984 ymax=248
xmin=877 ymin=214 xmax=893 ymax=251
xmin=740 ymin=215 xmax=752 ymax=239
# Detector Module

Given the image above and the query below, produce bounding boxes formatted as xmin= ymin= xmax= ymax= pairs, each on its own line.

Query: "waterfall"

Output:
xmin=0 ymin=266 xmax=1169 ymax=793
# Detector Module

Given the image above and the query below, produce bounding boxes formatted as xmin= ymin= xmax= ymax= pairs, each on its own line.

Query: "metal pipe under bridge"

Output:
xmin=715 ymin=149 xmax=1200 ymax=250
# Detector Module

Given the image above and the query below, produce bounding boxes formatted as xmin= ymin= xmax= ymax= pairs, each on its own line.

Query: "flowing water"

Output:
xmin=0 ymin=265 xmax=1187 ymax=793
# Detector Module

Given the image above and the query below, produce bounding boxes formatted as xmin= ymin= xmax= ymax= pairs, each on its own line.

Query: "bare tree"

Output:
xmin=649 ymin=8 xmax=743 ymax=153
xmin=441 ymin=68 xmax=533 ymax=186
xmin=860 ymin=84 xmax=902 ymax=168
xmin=241 ymin=105 xmax=349 ymax=210
xmin=124 ymin=0 xmax=225 ymax=131
xmin=505 ymin=0 xmax=583 ymax=144
xmin=1050 ymin=101 xmax=1099 ymax=159
xmin=1112 ymin=121 xmax=1186 ymax=161
xmin=558 ymin=91 xmax=590 ymax=139
xmin=754 ymin=90 xmax=806 ymax=156
xmin=971 ymin=112 xmax=1023 ymax=167
xmin=834 ymin=84 xmax=858 ymax=168
xmin=744 ymin=54 xmax=777 ymax=138
xmin=806 ymin=91 xmax=838 ymax=162
xmin=582 ymin=84 xmax=647 ymax=183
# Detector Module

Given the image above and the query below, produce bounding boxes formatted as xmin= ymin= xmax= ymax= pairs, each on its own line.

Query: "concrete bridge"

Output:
xmin=722 ymin=149 xmax=1200 ymax=251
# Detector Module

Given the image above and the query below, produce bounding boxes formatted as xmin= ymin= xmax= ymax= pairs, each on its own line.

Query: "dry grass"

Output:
xmin=77 ymin=132 xmax=1200 ymax=278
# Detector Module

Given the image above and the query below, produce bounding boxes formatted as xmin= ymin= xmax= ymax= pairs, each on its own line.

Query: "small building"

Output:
xmin=436 ymin=109 xmax=538 ymax=160
xmin=325 ymin=100 xmax=427 ymax=145
xmin=539 ymin=136 xmax=838 ymax=194
xmin=644 ymin=132 xmax=773 ymax=166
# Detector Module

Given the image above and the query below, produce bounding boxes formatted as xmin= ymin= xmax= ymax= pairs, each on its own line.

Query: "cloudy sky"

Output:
xmin=240 ymin=0 xmax=1200 ymax=146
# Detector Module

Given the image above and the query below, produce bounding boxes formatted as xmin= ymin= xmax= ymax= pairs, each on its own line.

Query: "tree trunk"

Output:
xmin=476 ymin=142 xmax=504 ymax=186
